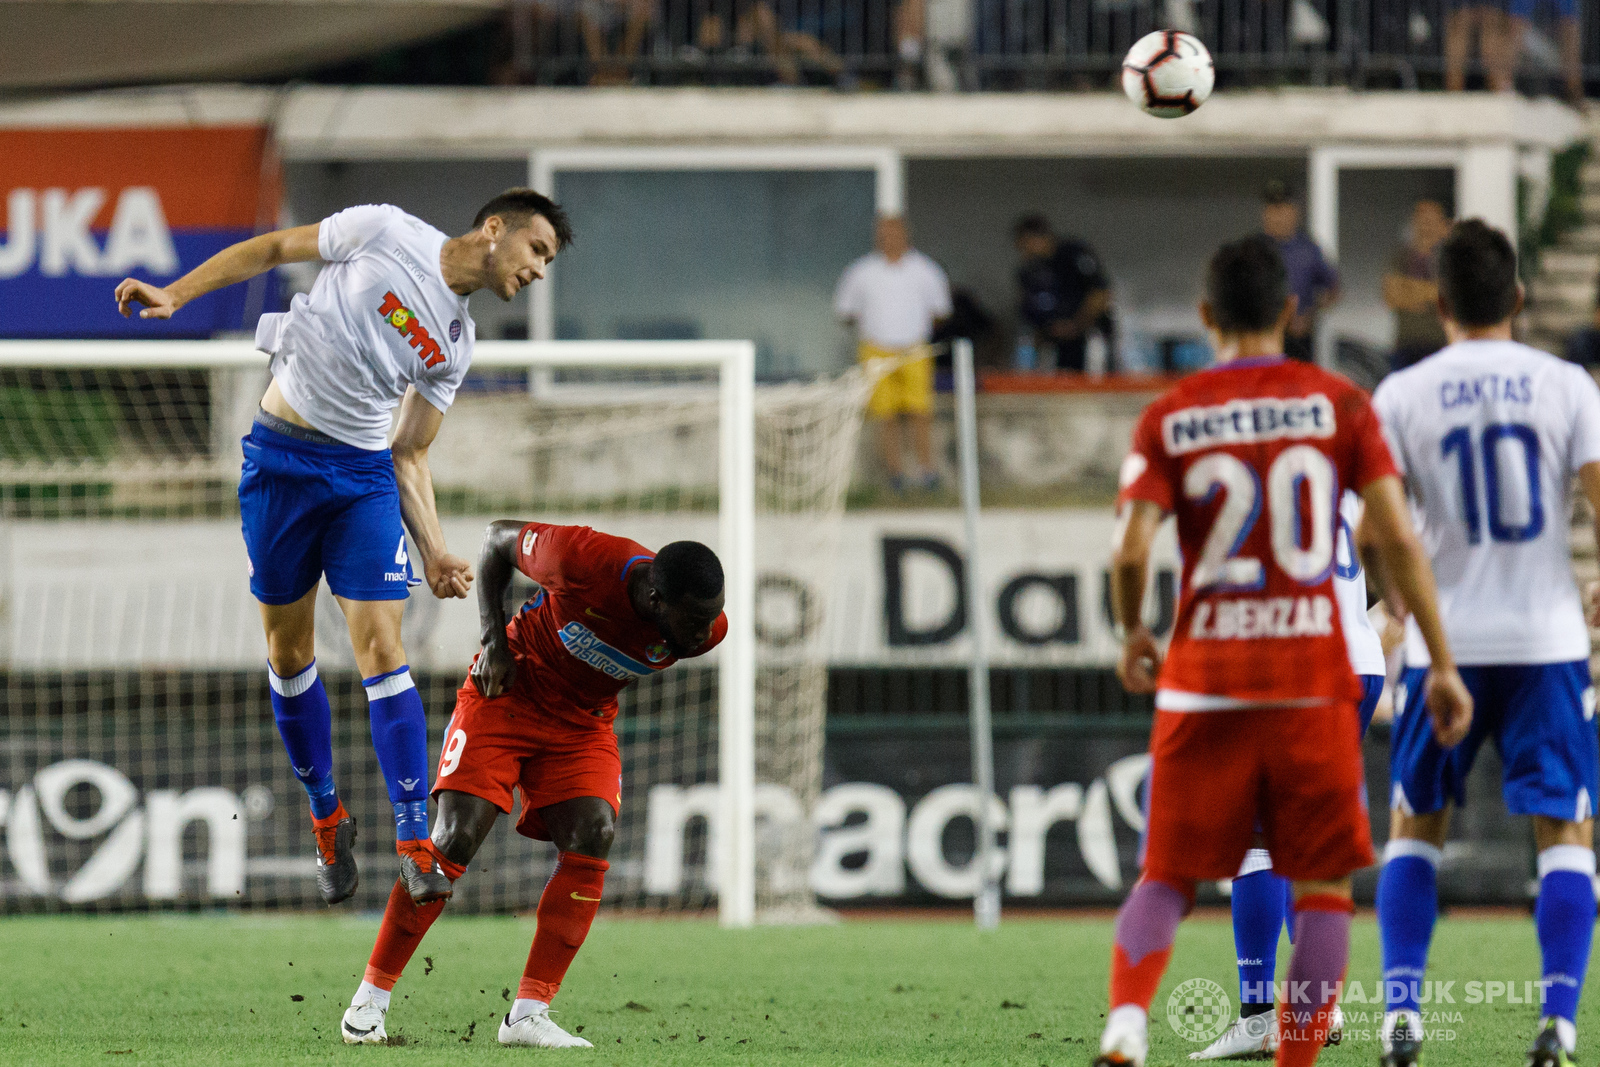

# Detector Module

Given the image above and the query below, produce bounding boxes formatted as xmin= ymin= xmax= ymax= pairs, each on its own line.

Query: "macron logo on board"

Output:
xmin=0 ymin=187 xmax=179 ymax=279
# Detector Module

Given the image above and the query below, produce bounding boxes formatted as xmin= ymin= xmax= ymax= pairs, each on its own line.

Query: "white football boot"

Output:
xmin=1325 ymin=1002 xmax=1344 ymax=1046
xmin=1094 ymin=1005 xmax=1149 ymax=1067
xmin=1189 ymin=1010 xmax=1277 ymax=1060
xmin=498 ymin=1005 xmax=593 ymax=1048
xmin=340 ymin=995 xmax=388 ymax=1045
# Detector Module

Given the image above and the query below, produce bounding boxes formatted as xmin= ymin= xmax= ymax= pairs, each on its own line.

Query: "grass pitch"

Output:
xmin=0 ymin=911 xmax=1580 ymax=1066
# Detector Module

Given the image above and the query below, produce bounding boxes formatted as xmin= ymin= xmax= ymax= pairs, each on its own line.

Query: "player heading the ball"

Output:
xmin=114 ymin=189 xmax=573 ymax=907
xmin=1095 ymin=236 xmax=1470 ymax=1067
xmin=339 ymin=521 xmax=726 ymax=1048
xmin=1364 ymin=220 xmax=1600 ymax=1067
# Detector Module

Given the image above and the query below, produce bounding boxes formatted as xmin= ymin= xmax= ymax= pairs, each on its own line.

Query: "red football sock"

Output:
xmin=363 ymin=877 xmax=448 ymax=990
xmin=1108 ymin=877 xmax=1191 ymax=1010
xmin=519 ymin=852 xmax=609 ymax=1004
xmin=1276 ymin=894 xmax=1354 ymax=1067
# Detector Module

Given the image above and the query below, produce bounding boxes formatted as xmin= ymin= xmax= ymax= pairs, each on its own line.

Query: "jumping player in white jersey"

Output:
xmin=1363 ymin=220 xmax=1600 ymax=1067
xmin=113 ymin=190 xmax=573 ymax=907
xmin=1191 ymin=489 xmax=1389 ymax=1061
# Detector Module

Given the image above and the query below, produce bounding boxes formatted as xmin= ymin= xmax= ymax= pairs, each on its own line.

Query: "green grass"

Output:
xmin=0 ymin=912 xmax=1583 ymax=1066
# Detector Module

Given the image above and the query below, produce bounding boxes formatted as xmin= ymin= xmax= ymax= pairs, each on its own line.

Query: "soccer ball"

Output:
xmin=1121 ymin=30 xmax=1215 ymax=118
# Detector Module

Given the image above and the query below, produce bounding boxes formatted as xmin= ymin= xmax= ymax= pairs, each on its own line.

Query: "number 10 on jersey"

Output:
xmin=1442 ymin=422 xmax=1543 ymax=544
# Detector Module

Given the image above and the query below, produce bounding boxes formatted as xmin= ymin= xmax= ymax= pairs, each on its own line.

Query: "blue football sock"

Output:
xmin=1377 ymin=840 xmax=1441 ymax=1015
xmin=1537 ymin=846 xmax=1597 ymax=1025
xmin=363 ymin=665 xmax=432 ymax=842
xmin=268 ymin=660 xmax=340 ymax=820
xmin=1232 ymin=851 xmax=1289 ymax=1012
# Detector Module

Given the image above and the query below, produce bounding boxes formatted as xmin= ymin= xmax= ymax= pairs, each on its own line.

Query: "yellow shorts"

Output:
xmin=860 ymin=343 xmax=933 ymax=418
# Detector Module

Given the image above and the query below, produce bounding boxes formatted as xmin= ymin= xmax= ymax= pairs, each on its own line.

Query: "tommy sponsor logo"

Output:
xmin=1162 ymin=394 xmax=1334 ymax=455
xmin=377 ymin=291 xmax=445 ymax=368
xmin=1188 ymin=594 xmax=1334 ymax=640
xmin=557 ymin=621 xmax=653 ymax=681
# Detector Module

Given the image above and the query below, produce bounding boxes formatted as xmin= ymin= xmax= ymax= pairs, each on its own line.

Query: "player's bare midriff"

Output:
xmin=259 ymin=376 xmax=316 ymax=430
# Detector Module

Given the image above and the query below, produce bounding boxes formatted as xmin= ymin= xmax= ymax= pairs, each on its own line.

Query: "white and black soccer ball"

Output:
xmin=1121 ymin=30 xmax=1215 ymax=118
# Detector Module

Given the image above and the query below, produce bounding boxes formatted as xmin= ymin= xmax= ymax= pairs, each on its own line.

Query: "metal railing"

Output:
xmin=489 ymin=0 xmax=1589 ymax=92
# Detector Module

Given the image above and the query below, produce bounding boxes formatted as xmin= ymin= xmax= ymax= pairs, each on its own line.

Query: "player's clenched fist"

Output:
xmin=1116 ymin=626 xmax=1162 ymax=694
xmin=114 ymin=278 xmax=179 ymax=319
xmin=1424 ymin=667 xmax=1473 ymax=748
xmin=427 ymin=553 xmax=474 ymax=599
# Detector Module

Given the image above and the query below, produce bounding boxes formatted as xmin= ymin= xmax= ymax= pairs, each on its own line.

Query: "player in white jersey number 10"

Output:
xmin=1362 ymin=220 xmax=1600 ymax=1067
xmin=113 ymin=189 xmax=573 ymax=909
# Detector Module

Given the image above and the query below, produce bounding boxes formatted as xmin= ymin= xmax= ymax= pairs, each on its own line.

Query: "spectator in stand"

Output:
xmin=578 ymin=0 xmax=654 ymax=84
xmin=834 ymin=216 xmax=952 ymax=492
xmin=1260 ymin=179 xmax=1339 ymax=363
xmin=1508 ymin=0 xmax=1586 ymax=108
xmin=1446 ymin=2 xmax=1516 ymax=92
xmin=1013 ymin=214 xmax=1113 ymax=373
xmin=1384 ymin=199 xmax=1453 ymax=372
xmin=1564 ymin=276 xmax=1600 ymax=368
xmin=696 ymin=0 xmax=843 ymax=85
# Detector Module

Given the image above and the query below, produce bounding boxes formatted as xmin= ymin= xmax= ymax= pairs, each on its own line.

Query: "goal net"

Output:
xmin=0 ymin=340 xmax=870 ymax=923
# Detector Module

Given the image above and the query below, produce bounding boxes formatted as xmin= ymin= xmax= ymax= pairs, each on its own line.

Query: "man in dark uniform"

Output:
xmin=1014 ymin=213 xmax=1113 ymax=373
xmin=1260 ymin=180 xmax=1340 ymax=364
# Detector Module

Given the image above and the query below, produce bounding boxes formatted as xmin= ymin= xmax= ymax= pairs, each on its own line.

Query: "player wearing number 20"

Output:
xmin=1095 ymin=237 xmax=1471 ymax=1067
xmin=1365 ymin=221 xmax=1600 ymax=1067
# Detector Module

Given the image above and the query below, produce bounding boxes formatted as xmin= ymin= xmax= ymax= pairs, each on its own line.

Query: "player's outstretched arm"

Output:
xmin=1359 ymin=474 xmax=1473 ymax=747
xmin=469 ymin=520 xmax=524 ymax=699
xmin=1110 ymin=500 xmax=1165 ymax=694
xmin=391 ymin=388 xmax=473 ymax=601
xmin=113 ymin=224 xmax=321 ymax=320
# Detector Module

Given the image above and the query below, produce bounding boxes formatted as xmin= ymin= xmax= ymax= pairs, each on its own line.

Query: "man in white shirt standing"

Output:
xmin=834 ymin=216 xmax=952 ymax=492
xmin=113 ymin=190 xmax=571 ymax=908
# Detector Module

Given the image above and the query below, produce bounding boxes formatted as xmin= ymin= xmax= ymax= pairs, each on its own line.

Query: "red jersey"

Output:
xmin=1117 ymin=356 xmax=1397 ymax=707
xmin=496 ymin=522 xmax=728 ymax=729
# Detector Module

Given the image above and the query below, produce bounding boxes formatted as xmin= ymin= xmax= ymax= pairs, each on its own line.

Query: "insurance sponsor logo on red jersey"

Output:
xmin=0 ymin=127 xmax=280 ymax=338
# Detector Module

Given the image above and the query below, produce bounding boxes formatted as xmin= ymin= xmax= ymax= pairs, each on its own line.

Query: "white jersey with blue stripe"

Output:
xmin=1335 ymin=489 xmax=1386 ymax=677
xmin=1373 ymin=339 xmax=1600 ymax=666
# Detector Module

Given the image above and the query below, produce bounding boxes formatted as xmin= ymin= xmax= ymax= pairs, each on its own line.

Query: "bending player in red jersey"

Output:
xmin=340 ymin=521 xmax=727 ymax=1048
xmin=1092 ymin=237 xmax=1473 ymax=1067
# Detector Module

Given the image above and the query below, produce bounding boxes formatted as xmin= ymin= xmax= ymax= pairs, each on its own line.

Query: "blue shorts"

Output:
xmin=1509 ymin=0 xmax=1578 ymax=18
xmin=1357 ymin=673 xmax=1385 ymax=737
xmin=1391 ymin=661 xmax=1599 ymax=822
xmin=238 ymin=422 xmax=416 ymax=605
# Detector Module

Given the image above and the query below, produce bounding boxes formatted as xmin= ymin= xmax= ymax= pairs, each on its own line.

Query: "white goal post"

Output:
xmin=0 ymin=338 xmax=759 ymax=928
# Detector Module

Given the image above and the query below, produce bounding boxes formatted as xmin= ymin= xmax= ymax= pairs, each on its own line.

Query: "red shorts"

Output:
xmin=1142 ymin=702 xmax=1374 ymax=884
xmin=434 ymin=683 xmax=622 ymax=842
